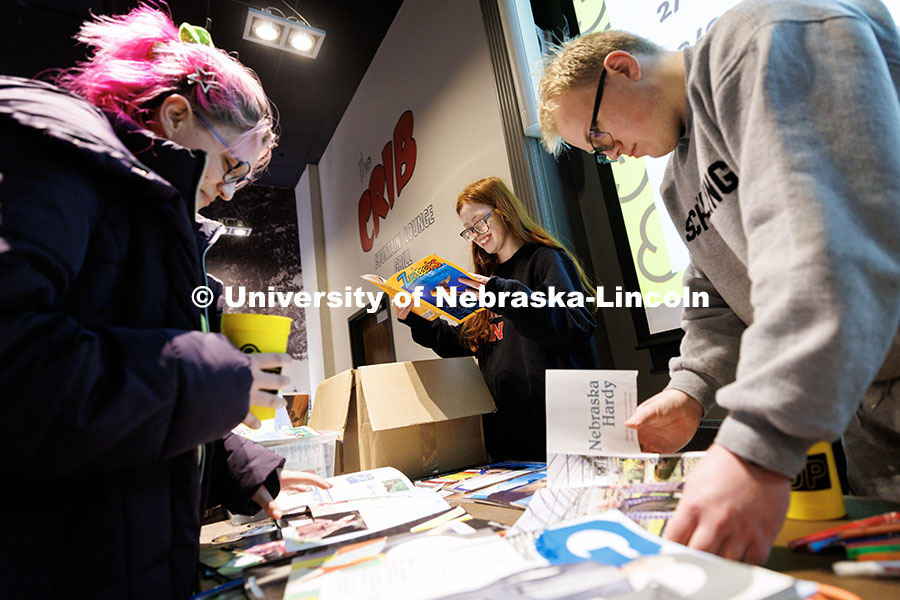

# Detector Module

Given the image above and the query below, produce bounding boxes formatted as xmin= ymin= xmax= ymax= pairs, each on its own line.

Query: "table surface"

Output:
xmin=201 ymin=496 xmax=900 ymax=599
xmin=767 ymin=496 xmax=900 ymax=599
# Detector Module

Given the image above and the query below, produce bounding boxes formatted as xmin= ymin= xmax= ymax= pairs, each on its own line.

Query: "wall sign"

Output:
xmin=357 ymin=110 xmax=417 ymax=252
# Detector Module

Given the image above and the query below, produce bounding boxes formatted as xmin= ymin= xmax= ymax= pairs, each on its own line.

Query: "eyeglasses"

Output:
xmin=194 ymin=112 xmax=252 ymax=189
xmin=589 ymin=69 xmax=617 ymax=165
xmin=459 ymin=210 xmax=494 ymax=242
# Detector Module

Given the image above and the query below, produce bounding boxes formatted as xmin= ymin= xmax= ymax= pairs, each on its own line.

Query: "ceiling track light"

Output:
xmin=243 ymin=7 xmax=326 ymax=59
xmin=220 ymin=218 xmax=253 ymax=237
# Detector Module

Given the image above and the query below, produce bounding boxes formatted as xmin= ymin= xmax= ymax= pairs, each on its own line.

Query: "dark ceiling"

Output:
xmin=0 ymin=0 xmax=403 ymax=189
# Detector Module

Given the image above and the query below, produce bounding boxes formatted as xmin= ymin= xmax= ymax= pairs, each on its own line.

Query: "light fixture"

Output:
xmin=220 ymin=217 xmax=253 ymax=237
xmin=254 ymin=21 xmax=281 ymax=42
xmin=243 ymin=6 xmax=326 ymax=59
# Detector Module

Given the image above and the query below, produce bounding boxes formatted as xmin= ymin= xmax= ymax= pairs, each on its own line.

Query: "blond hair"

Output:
xmin=538 ymin=31 xmax=661 ymax=156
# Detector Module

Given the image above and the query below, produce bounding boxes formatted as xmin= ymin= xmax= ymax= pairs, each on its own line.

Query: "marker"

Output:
xmin=806 ymin=521 xmax=900 ymax=552
xmin=788 ymin=511 xmax=900 ymax=550
xmin=838 ymin=523 xmax=900 ymax=539
xmin=847 ymin=541 xmax=900 ymax=560
xmin=844 ymin=535 xmax=900 ymax=549
xmin=857 ymin=551 xmax=900 ymax=561
xmin=833 ymin=560 xmax=900 ymax=578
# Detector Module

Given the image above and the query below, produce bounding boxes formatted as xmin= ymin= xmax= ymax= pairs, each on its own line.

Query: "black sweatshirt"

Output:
xmin=401 ymin=244 xmax=599 ymax=460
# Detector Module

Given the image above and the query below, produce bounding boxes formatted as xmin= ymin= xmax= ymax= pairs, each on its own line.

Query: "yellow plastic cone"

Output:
xmin=786 ymin=441 xmax=846 ymax=521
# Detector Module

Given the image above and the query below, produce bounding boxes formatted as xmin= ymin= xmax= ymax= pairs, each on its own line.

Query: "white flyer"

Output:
xmin=545 ymin=370 xmax=641 ymax=457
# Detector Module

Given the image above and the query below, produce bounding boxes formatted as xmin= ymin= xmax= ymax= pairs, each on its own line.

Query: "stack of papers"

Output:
xmin=417 ymin=461 xmax=546 ymax=509
xmin=281 ymin=510 xmax=802 ymax=600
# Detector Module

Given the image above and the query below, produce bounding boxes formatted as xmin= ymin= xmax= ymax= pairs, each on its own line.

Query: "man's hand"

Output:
xmin=664 ymin=443 xmax=791 ymax=564
xmin=242 ymin=352 xmax=292 ymax=429
xmin=625 ymin=389 xmax=703 ymax=453
xmin=252 ymin=469 xmax=332 ymax=521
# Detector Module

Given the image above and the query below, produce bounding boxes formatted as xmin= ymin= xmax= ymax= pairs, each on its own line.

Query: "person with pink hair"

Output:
xmin=0 ymin=6 xmax=328 ymax=597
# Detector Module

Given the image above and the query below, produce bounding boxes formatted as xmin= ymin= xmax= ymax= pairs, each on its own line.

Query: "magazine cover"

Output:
xmin=361 ymin=253 xmax=484 ymax=323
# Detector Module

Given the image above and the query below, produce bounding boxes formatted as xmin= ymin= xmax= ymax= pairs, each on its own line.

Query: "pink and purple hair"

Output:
xmin=56 ymin=5 xmax=276 ymax=178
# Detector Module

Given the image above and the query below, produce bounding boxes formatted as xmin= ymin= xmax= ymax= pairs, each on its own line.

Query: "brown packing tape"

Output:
xmin=419 ymin=422 xmax=439 ymax=478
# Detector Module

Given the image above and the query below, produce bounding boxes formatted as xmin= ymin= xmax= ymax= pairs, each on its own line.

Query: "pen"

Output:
xmin=808 ymin=533 xmax=893 ymax=554
xmin=833 ymin=560 xmax=900 ymax=577
xmin=788 ymin=512 xmax=900 ymax=550
xmin=809 ymin=524 xmax=900 ymax=553
xmin=846 ymin=540 xmax=900 ymax=559
xmin=844 ymin=535 xmax=899 ymax=549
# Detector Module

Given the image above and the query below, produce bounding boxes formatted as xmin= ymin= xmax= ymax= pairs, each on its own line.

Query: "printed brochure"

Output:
xmin=545 ymin=369 xmax=641 ymax=457
xmin=361 ymin=253 xmax=484 ymax=323
xmin=465 ymin=468 xmax=547 ymax=509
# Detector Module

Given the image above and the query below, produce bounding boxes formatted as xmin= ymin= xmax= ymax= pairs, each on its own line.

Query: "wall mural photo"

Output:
xmin=201 ymin=186 xmax=308 ymax=362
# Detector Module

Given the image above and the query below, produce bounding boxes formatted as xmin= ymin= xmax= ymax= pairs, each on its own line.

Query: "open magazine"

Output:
xmin=542 ymin=369 xmax=710 ymax=535
xmin=361 ymin=253 xmax=484 ymax=323
xmin=199 ymin=467 xmax=451 ymax=576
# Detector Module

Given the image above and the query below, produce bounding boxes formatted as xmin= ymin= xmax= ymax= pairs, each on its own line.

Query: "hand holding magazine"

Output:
xmin=361 ymin=253 xmax=485 ymax=323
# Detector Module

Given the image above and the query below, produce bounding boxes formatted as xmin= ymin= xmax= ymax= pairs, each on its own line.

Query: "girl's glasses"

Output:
xmin=460 ymin=210 xmax=494 ymax=241
xmin=194 ymin=112 xmax=252 ymax=189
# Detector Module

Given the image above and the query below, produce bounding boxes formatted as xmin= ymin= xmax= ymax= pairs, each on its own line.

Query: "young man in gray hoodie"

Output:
xmin=539 ymin=0 xmax=900 ymax=564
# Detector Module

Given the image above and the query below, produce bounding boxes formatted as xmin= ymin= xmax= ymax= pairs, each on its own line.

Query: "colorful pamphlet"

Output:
xmin=361 ymin=253 xmax=484 ymax=323
xmin=466 ymin=469 xmax=547 ymax=509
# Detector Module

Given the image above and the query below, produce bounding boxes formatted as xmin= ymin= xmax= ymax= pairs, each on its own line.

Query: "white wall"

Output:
xmin=300 ymin=0 xmax=512 ymax=383
xmin=296 ymin=165 xmax=334 ymax=399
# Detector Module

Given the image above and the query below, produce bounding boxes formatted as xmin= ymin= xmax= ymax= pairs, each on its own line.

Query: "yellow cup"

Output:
xmin=786 ymin=441 xmax=846 ymax=521
xmin=221 ymin=313 xmax=293 ymax=420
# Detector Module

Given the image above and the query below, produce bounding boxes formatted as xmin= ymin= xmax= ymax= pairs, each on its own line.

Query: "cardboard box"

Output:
xmin=310 ymin=357 xmax=496 ymax=480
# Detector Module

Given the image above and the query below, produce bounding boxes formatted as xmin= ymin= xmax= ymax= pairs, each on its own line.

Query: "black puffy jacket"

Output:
xmin=0 ymin=76 xmax=282 ymax=599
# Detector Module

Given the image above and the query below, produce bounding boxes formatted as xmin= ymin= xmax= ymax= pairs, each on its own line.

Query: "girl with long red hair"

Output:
xmin=395 ymin=176 xmax=600 ymax=460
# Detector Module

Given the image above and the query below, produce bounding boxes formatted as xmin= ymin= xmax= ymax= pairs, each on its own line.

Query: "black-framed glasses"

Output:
xmin=194 ymin=112 xmax=252 ymax=189
xmin=459 ymin=210 xmax=494 ymax=242
xmin=589 ymin=69 xmax=617 ymax=165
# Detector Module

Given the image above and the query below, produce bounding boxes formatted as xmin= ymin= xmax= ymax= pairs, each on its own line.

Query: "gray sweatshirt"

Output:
xmin=662 ymin=0 xmax=900 ymax=477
